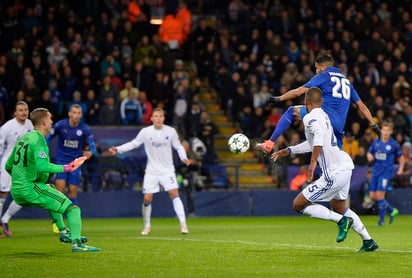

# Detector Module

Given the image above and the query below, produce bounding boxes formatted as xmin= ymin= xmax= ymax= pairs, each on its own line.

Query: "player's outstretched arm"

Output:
xmin=276 ymin=86 xmax=308 ymax=102
xmin=106 ymin=147 xmax=118 ymax=156
xmin=63 ymin=156 xmax=87 ymax=172
xmin=271 ymin=148 xmax=290 ymax=161
xmin=356 ymin=100 xmax=380 ymax=135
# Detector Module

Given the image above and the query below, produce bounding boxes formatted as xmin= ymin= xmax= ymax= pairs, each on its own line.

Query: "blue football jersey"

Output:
xmin=368 ymin=137 xmax=402 ymax=178
xmin=304 ymin=67 xmax=361 ymax=138
xmin=46 ymin=119 xmax=95 ymax=164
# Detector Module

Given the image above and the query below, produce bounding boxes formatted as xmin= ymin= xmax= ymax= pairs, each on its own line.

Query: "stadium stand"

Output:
xmin=1 ymin=0 xmax=411 ymax=192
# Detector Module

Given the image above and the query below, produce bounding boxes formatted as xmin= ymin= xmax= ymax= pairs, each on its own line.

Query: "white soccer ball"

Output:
xmin=228 ymin=133 xmax=250 ymax=154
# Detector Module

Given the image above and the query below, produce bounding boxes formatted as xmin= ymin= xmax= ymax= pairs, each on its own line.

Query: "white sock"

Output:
xmin=1 ymin=200 xmax=22 ymax=223
xmin=344 ymin=208 xmax=371 ymax=240
xmin=172 ymin=196 xmax=187 ymax=227
xmin=302 ymin=204 xmax=342 ymax=222
xmin=0 ymin=197 xmax=5 ymax=216
xmin=142 ymin=203 xmax=152 ymax=228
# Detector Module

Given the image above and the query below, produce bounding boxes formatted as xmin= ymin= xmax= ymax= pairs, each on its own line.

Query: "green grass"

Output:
xmin=1 ymin=216 xmax=411 ymax=278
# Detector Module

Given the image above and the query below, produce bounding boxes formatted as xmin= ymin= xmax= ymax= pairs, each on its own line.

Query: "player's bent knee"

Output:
xmin=292 ymin=202 xmax=305 ymax=213
xmin=65 ymin=204 xmax=81 ymax=214
xmin=292 ymin=193 xmax=308 ymax=213
xmin=168 ymin=189 xmax=179 ymax=199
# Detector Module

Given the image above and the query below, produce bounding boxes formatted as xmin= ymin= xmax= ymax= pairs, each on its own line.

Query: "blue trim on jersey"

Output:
xmin=308 ymin=119 xmax=317 ymax=125
xmin=308 ymin=152 xmax=333 ymax=201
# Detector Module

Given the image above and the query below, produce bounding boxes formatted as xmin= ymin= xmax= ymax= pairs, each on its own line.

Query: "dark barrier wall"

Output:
xmin=9 ymin=188 xmax=412 ymax=219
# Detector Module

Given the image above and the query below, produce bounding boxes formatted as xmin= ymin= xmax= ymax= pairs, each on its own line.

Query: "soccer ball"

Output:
xmin=228 ymin=133 xmax=250 ymax=154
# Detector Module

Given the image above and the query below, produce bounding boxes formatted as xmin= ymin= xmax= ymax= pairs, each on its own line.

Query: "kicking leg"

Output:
xmin=256 ymin=106 xmax=307 ymax=153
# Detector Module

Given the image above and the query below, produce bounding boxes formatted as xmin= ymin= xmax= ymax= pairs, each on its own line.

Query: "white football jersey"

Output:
xmin=116 ymin=125 xmax=187 ymax=175
xmin=291 ymin=108 xmax=354 ymax=173
xmin=0 ymin=118 xmax=34 ymax=163
xmin=0 ymin=118 xmax=34 ymax=190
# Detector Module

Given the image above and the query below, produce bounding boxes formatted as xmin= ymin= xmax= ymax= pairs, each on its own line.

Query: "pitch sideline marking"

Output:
xmin=138 ymin=236 xmax=412 ymax=254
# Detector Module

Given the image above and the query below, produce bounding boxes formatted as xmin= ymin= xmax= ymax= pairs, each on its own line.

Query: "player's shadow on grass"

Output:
xmin=9 ymin=251 xmax=56 ymax=257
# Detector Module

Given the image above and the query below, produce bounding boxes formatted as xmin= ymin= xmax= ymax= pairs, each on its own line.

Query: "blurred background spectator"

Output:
xmin=0 ymin=0 xmax=411 ymax=189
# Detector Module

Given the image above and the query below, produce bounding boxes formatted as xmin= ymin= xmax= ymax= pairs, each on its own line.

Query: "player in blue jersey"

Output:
xmin=46 ymin=104 xmax=96 ymax=232
xmin=367 ymin=118 xmax=405 ymax=226
xmin=257 ymin=50 xmax=378 ymax=153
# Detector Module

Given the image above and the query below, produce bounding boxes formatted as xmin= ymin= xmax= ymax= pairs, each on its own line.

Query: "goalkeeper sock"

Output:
xmin=49 ymin=212 xmax=66 ymax=231
xmin=66 ymin=205 xmax=82 ymax=243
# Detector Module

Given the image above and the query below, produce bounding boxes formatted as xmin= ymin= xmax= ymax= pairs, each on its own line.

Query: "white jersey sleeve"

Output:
xmin=289 ymin=141 xmax=311 ymax=154
xmin=116 ymin=129 xmax=144 ymax=154
xmin=116 ymin=125 xmax=187 ymax=175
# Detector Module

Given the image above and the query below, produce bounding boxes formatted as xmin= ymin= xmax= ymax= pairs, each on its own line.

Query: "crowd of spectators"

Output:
xmin=1 ymin=0 xmax=412 ymax=189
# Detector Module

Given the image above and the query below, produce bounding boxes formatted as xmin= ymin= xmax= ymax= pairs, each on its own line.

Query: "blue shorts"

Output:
xmin=55 ymin=167 xmax=82 ymax=186
xmin=369 ymin=174 xmax=391 ymax=192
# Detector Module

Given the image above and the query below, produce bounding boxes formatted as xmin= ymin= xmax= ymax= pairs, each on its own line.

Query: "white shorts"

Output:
xmin=142 ymin=172 xmax=179 ymax=194
xmin=302 ymin=169 xmax=351 ymax=203
xmin=0 ymin=166 xmax=11 ymax=192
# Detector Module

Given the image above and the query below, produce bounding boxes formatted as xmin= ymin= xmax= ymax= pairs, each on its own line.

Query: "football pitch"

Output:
xmin=1 ymin=216 xmax=411 ymax=278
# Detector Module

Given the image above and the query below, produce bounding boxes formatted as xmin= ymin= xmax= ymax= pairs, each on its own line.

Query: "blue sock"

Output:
xmin=377 ymin=199 xmax=386 ymax=224
xmin=270 ymin=106 xmax=296 ymax=142
xmin=70 ymin=197 xmax=78 ymax=205
xmin=385 ymin=200 xmax=394 ymax=214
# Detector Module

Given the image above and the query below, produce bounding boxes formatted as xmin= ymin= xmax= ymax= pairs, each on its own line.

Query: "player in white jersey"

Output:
xmin=272 ymin=87 xmax=378 ymax=252
xmin=0 ymin=101 xmax=34 ymax=237
xmin=108 ymin=107 xmax=191 ymax=235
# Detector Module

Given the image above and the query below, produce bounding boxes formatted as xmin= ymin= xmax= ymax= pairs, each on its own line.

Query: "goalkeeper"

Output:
xmin=5 ymin=108 xmax=100 ymax=252
xmin=257 ymin=50 xmax=379 ymax=154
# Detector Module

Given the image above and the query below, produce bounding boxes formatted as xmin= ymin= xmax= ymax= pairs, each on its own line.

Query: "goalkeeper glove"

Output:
xmin=64 ymin=156 xmax=87 ymax=172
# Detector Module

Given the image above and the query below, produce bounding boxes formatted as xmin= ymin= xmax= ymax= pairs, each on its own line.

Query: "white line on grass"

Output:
xmin=138 ymin=236 xmax=412 ymax=254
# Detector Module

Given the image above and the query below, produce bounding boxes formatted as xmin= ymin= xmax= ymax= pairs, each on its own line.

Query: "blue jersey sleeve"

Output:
xmin=349 ymin=85 xmax=361 ymax=103
xmin=83 ymin=124 xmax=97 ymax=155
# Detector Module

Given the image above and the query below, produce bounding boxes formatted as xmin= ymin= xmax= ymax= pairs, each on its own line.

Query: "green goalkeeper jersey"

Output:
xmin=6 ymin=130 xmax=64 ymax=191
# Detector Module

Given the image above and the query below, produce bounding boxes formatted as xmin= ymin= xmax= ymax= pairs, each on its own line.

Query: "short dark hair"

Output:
xmin=315 ymin=50 xmax=334 ymax=65
xmin=305 ymin=87 xmax=323 ymax=105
